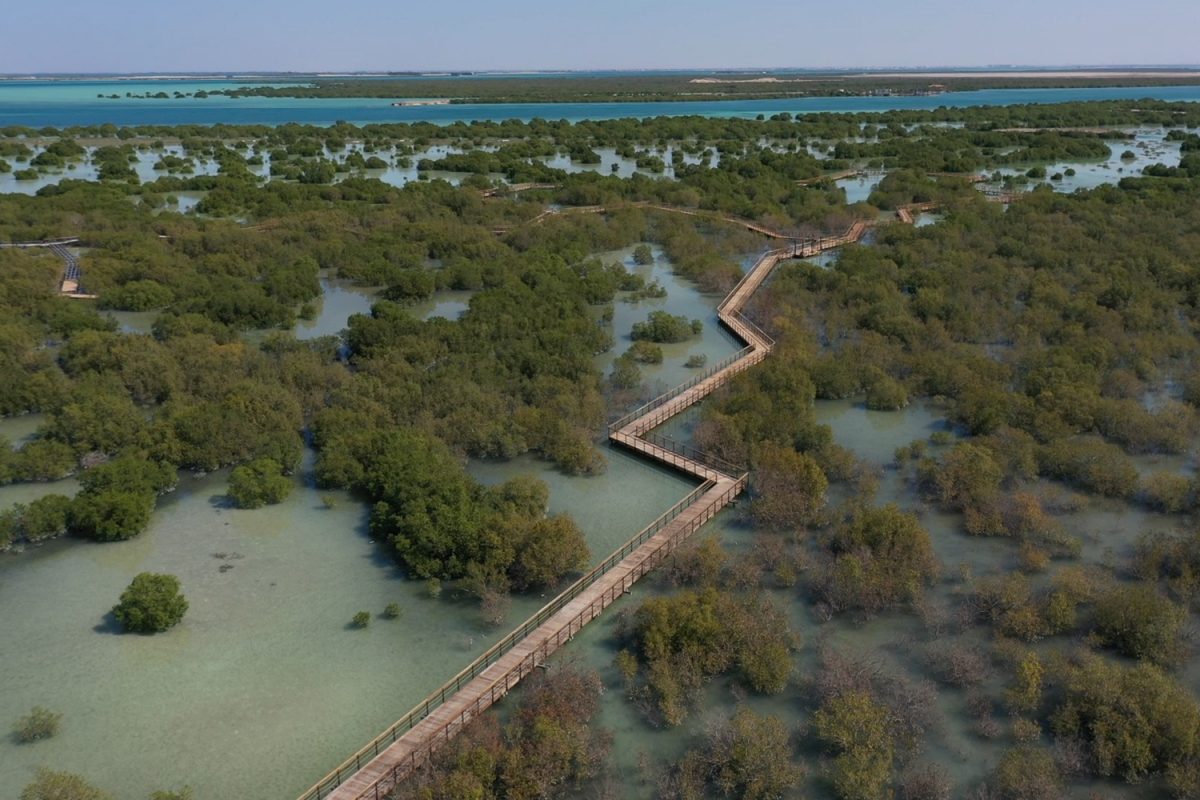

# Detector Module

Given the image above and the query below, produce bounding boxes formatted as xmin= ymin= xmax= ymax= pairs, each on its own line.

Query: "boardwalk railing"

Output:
xmin=0 ymin=237 xmax=81 ymax=248
xmin=338 ymin=475 xmax=748 ymax=800
xmin=607 ymin=344 xmax=755 ymax=433
xmin=296 ymin=478 xmax=719 ymax=800
xmin=724 ymin=307 xmax=776 ymax=348
xmin=633 ymin=429 xmax=745 ymax=476
xmin=717 ymin=251 xmax=781 ymax=313
xmin=308 ymin=203 xmax=877 ymax=800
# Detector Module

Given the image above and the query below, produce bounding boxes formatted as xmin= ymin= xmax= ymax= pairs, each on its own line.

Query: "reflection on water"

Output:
xmin=0 ymin=413 xmax=47 ymax=449
xmin=0 ymin=241 xmax=746 ymax=798
xmin=105 ymin=309 xmax=159 ymax=335
xmin=991 ymin=128 xmax=1183 ymax=196
xmin=1 ymin=127 xmax=1182 ymax=205
xmin=469 ymin=447 xmax=698 ymax=562
xmin=6 ymin=120 xmax=1198 ymax=798
xmin=837 ymin=174 xmax=883 ymax=204
xmin=410 ymin=290 xmax=474 ymax=321
xmin=294 ymin=278 xmax=380 ymax=340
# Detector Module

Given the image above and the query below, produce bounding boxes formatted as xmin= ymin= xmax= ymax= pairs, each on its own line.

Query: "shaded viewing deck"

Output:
xmin=303 ymin=210 xmax=875 ymax=800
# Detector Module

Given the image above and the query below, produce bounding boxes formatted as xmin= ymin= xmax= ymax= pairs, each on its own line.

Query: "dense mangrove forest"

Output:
xmin=3 ymin=98 xmax=1200 ymax=799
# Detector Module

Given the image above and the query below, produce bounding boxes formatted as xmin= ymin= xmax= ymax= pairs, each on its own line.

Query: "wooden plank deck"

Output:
xmin=309 ymin=210 xmax=875 ymax=800
xmin=328 ymin=475 xmax=740 ymax=800
xmin=0 ymin=238 xmax=93 ymax=297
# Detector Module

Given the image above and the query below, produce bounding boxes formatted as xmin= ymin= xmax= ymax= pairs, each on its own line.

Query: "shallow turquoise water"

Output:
xmin=2 ymin=82 xmax=1199 ymax=127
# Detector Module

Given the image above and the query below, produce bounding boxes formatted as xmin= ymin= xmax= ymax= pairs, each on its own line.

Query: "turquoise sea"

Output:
xmin=2 ymin=80 xmax=1200 ymax=127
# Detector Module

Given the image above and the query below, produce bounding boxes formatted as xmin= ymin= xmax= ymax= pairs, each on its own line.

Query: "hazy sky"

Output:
xmin=3 ymin=0 xmax=1197 ymax=73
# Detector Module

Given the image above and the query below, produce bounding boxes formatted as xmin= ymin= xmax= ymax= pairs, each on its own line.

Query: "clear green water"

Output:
xmin=994 ymin=128 xmax=1182 ymax=195
xmin=3 ymin=82 xmax=1200 ymax=128
xmin=0 ymin=413 xmax=47 ymax=449
xmin=0 ymin=142 xmax=682 ymax=197
xmin=837 ymin=173 xmax=883 ymax=204
xmin=1 ymin=128 xmax=1177 ymax=203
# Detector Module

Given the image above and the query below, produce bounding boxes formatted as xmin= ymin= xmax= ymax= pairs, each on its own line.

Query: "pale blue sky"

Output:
xmin=3 ymin=0 xmax=1197 ymax=73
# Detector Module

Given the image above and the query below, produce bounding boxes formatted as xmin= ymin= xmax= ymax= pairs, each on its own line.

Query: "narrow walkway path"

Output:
xmin=492 ymin=201 xmax=834 ymax=239
xmin=0 ymin=237 xmax=94 ymax=297
xmin=794 ymin=168 xmax=886 ymax=186
xmin=491 ymin=184 xmax=1009 ymax=240
xmin=479 ymin=182 xmax=559 ymax=197
xmin=305 ymin=212 xmax=874 ymax=800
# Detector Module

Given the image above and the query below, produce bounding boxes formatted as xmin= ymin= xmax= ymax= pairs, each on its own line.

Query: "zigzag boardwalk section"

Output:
xmin=307 ymin=213 xmax=874 ymax=800
xmin=895 ymin=201 xmax=940 ymax=225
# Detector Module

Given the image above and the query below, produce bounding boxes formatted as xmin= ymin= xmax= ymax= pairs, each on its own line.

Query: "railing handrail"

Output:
xmin=300 ymin=209 xmax=872 ymax=800
xmin=717 ymin=250 xmax=786 ymax=312
xmin=360 ymin=472 xmax=750 ymax=798
xmin=296 ymin=477 xmax=715 ymax=800
xmin=390 ymin=474 xmax=743 ymax=737
xmin=638 ymin=430 xmax=745 ymax=475
xmin=0 ymin=237 xmax=81 ymax=248
xmin=723 ymin=308 xmax=776 ymax=349
xmin=607 ymin=344 xmax=755 ymax=434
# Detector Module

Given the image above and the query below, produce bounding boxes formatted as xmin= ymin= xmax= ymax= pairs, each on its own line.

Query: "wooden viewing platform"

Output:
xmin=302 ymin=212 xmax=873 ymax=800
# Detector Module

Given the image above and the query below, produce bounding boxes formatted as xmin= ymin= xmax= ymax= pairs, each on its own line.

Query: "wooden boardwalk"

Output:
xmin=795 ymin=168 xmax=885 ymax=186
xmin=493 ymin=201 xmax=832 ymax=240
xmin=0 ymin=237 xmax=81 ymax=248
xmin=306 ymin=211 xmax=874 ymax=800
xmin=0 ymin=237 xmax=94 ymax=298
xmin=895 ymin=200 xmax=940 ymax=225
xmin=480 ymin=182 xmax=559 ymax=197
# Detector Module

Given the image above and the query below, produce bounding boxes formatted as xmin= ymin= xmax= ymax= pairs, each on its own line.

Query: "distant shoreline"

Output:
xmin=3 ymin=67 xmax=1200 ymax=83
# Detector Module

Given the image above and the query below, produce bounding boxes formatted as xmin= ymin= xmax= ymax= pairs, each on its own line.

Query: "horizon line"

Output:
xmin=4 ymin=63 xmax=1200 ymax=78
